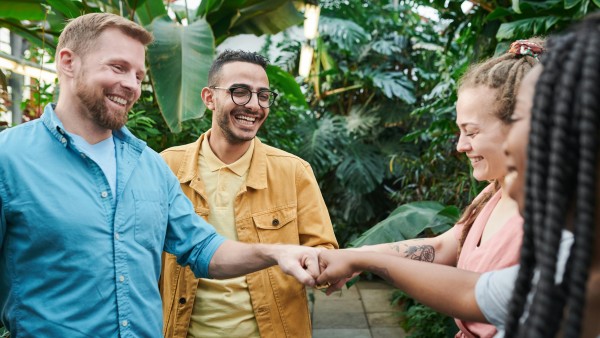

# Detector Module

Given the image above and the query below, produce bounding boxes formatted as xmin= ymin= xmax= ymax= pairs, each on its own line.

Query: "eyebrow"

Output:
xmin=230 ymin=83 xmax=270 ymax=91
xmin=457 ymin=122 xmax=479 ymax=128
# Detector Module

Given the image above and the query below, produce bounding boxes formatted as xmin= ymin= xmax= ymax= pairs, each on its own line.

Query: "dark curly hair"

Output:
xmin=504 ymin=12 xmax=600 ymax=338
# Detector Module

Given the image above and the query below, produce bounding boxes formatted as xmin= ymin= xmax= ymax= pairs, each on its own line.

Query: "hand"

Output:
xmin=275 ymin=245 xmax=320 ymax=287
xmin=317 ymin=249 xmax=363 ymax=295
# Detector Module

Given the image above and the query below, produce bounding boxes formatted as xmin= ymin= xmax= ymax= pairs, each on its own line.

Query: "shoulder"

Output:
xmin=261 ymin=142 xmax=311 ymax=169
xmin=0 ymin=120 xmax=48 ymax=159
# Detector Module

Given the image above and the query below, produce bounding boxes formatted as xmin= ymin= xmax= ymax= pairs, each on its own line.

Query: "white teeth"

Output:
xmin=235 ymin=115 xmax=256 ymax=125
xmin=470 ymin=157 xmax=483 ymax=164
xmin=107 ymin=95 xmax=127 ymax=106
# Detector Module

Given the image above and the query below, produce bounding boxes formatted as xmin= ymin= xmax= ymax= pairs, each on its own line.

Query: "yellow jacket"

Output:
xmin=159 ymin=134 xmax=338 ymax=338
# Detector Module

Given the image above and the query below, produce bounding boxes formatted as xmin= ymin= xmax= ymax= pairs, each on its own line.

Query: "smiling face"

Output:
xmin=456 ymin=86 xmax=511 ymax=182
xmin=74 ymin=28 xmax=145 ymax=130
xmin=204 ymin=61 xmax=270 ymax=145
xmin=504 ymin=66 xmax=542 ymax=213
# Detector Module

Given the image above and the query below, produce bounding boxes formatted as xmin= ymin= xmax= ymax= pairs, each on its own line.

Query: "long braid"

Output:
xmin=563 ymin=24 xmax=600 ymax=338
xmin=505 ymin=13 xmax=600 ymax=338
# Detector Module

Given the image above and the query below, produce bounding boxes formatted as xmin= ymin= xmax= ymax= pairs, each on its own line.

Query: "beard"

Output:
xmin=217 ymin=106 xmax=263 ymax=144
xmin=75 ymin=73 xmax=133 ymax=130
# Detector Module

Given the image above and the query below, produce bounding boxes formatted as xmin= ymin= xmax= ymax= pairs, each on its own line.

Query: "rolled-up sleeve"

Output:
xmin=163 ymin=173 xmax=225 ymax=278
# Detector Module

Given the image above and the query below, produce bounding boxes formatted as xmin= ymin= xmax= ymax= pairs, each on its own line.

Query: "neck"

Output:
xmin=207 ymin=130 xmax=252 ymax=164
xmin=54 ymin=98 xmax=112 ymax=145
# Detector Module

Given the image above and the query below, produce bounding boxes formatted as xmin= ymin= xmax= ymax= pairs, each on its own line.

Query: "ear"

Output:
xmin=201 ymin=87 xmax=215 ymax=110
xmin=57 ymin=48 xmax=78 ymax=79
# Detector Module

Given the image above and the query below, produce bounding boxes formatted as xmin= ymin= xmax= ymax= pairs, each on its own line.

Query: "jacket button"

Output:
xmin=272 ymin=218 xmax=280 ymax=226
xmin=179 ymin=297 xmax=186 ymax=304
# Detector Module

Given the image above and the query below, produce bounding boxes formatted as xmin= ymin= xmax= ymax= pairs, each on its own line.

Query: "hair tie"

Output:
xmin=508 ymin=40 xmax=544 ymax=59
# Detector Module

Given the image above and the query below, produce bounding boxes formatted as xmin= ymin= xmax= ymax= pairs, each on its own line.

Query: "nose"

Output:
xmin=121 ymin=71 xmax=139 ymax=91
xmin=456 ymin=134 xmax=471 ymax=153
xmin=244 ymin=92 xmax=262 ymax=111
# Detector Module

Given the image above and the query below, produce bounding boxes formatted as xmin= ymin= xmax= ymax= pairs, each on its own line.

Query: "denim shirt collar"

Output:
xmin=40 ymin=103 xmax=146 ymax=152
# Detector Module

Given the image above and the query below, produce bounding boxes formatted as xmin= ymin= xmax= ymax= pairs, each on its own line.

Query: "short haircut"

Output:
xmin=56 ymin=13 xmax=153 ymax=76
xmin=208 ymin=50 xmax=269 ymax=86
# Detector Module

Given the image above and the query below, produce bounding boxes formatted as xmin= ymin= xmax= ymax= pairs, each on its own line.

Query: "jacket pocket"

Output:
xmin=252 ymin=205 xmax=299 ymax=244
xmin=133 ymin=190 xmax=166 ymax=250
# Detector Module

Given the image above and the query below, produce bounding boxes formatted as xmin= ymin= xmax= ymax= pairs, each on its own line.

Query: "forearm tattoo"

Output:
xmin=389 ymin=243 xmax=435 ymax=262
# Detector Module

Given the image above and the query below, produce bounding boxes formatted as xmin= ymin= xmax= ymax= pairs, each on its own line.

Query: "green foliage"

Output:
xmin=392 ymin=290 xmax=458 ymax=338
xmin=349 ymin=201 xmax=459 ymax=248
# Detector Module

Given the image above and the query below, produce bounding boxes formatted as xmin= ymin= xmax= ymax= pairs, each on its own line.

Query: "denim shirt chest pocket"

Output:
xmin=132 ymin=190 xmax=167 ymax=250
xmin=252 ymin=205 xmax=299 ymax=244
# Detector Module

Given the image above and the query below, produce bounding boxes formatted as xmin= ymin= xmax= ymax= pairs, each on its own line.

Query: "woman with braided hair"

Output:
xmin=503 ymin=12 xmax=600 ymax=338
xmin=317 ymin=13 xmax=600 ymax=338
xmin=345 ymin=39 xmax=543 ymax=338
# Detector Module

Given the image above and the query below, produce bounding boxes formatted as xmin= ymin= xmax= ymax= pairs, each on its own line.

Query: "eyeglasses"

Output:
xmin=210 ymin=86 xmax=278 ymax=108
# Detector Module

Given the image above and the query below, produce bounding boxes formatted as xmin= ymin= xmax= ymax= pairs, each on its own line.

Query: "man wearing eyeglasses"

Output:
xmin=159 ymin=50 xmax=338 ymax=338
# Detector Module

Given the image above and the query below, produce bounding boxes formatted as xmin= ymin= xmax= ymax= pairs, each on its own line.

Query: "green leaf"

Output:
xmin=0 ymin=18 xmax=57 ymax=51
xmin=335 ymin=142 xmax=385 ymax=194
xmin=348 ymin=201 xmax=457 ymax=248
xmin=125 ymin=0 xmax=147 ymax=11
xmin=512 ymin=0 xmax=521 ymax=13
xmin=46 ymin=0 xmax=80 ymax=18
xmin=266 ymin=65 xmax=308 ymax=109
xmin=496 ymin=16 xmax=560 ymax=40
xmin=135 ymin=0 xmax=167 ymax=26
xmin=370 ymin=71 xmax=416 ymax=104
xmin=319 ymin=16 xmax=371 ymax=52
xmin=230 ymin=0 xmax=303 ymax=36
xmin=564 ymin=0 xmax=582 ymax=9
xmin=147 ymin=16 xmax=215 ymax=132
xmin=371 ymin=40 xmax=403 ymax=56
xmin=0 ymin=0 xmax=46 ymax=21
xmin=486 ymin=7 xmax=512 ymax=21
xmin=196 ymin=0 xmax=226 ymax=18
xmin=594 ymin=0 xmax=600 ymax=7
xmin=297 ymin=114 xmax=347 ymax=175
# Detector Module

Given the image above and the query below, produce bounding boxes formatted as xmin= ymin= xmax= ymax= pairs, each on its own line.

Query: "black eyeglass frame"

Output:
xmin=209 ymin=86 xmax=278 ymax=108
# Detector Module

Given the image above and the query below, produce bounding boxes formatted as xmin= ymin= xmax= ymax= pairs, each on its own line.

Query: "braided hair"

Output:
xmin=456 ymin=40 xmax=543 ymax=252
xmin=504 ymin=13 xmax=600 ymax=338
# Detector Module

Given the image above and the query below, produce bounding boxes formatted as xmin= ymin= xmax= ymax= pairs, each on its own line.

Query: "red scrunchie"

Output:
xmin=508 ymin=40 xmax=544 ymax=58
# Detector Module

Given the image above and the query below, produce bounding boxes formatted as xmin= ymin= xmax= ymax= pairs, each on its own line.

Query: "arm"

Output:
xmin=209 ymin=240 xmax=320 ymax=287
xmin=354 ymin=228 xmax=460 ymax=265
xmin=317 ymin=249 xmax=487 ymax=322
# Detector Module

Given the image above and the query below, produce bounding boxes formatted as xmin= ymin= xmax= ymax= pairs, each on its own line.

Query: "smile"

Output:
xmin=107 ymin=95 xmax=127 ymax=106
xmin=235 ymin=114 xmax=257 ymax=125
xmin=469 ymin=156 xmax=483 ymax=164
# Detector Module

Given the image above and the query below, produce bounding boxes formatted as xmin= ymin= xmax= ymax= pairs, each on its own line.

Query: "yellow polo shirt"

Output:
xmin=187 ymin=132 xmax=259 ymax=338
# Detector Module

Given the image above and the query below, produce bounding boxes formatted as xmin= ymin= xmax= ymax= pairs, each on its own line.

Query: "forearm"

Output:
xmin=358 ymin=231 xmax=458 ymax=266
xmin=355 ymin=252 xmax=486 ymax=322
xmin=208 ymin=240 xmax=278 ymax=279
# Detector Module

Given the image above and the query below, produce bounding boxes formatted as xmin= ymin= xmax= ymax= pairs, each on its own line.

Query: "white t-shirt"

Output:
xmin=475 ymin=230 xmax=574 ymax=337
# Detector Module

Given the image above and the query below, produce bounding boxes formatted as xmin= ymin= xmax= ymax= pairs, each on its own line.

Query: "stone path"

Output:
xmin=308 ymin=280 xmax=407 ymax=338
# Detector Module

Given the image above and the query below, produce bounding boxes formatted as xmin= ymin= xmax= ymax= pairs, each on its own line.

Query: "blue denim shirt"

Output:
xmin=0 ymin=104 xmax=225 ymax=337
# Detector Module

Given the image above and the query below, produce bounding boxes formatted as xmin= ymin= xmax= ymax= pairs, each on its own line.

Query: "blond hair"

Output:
xmin=56 ymin=13 xmax=153 ymax=76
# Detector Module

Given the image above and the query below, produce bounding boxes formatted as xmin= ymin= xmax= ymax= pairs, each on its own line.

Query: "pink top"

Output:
xmin=452 ymin=186 xmax=523 ymax=338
